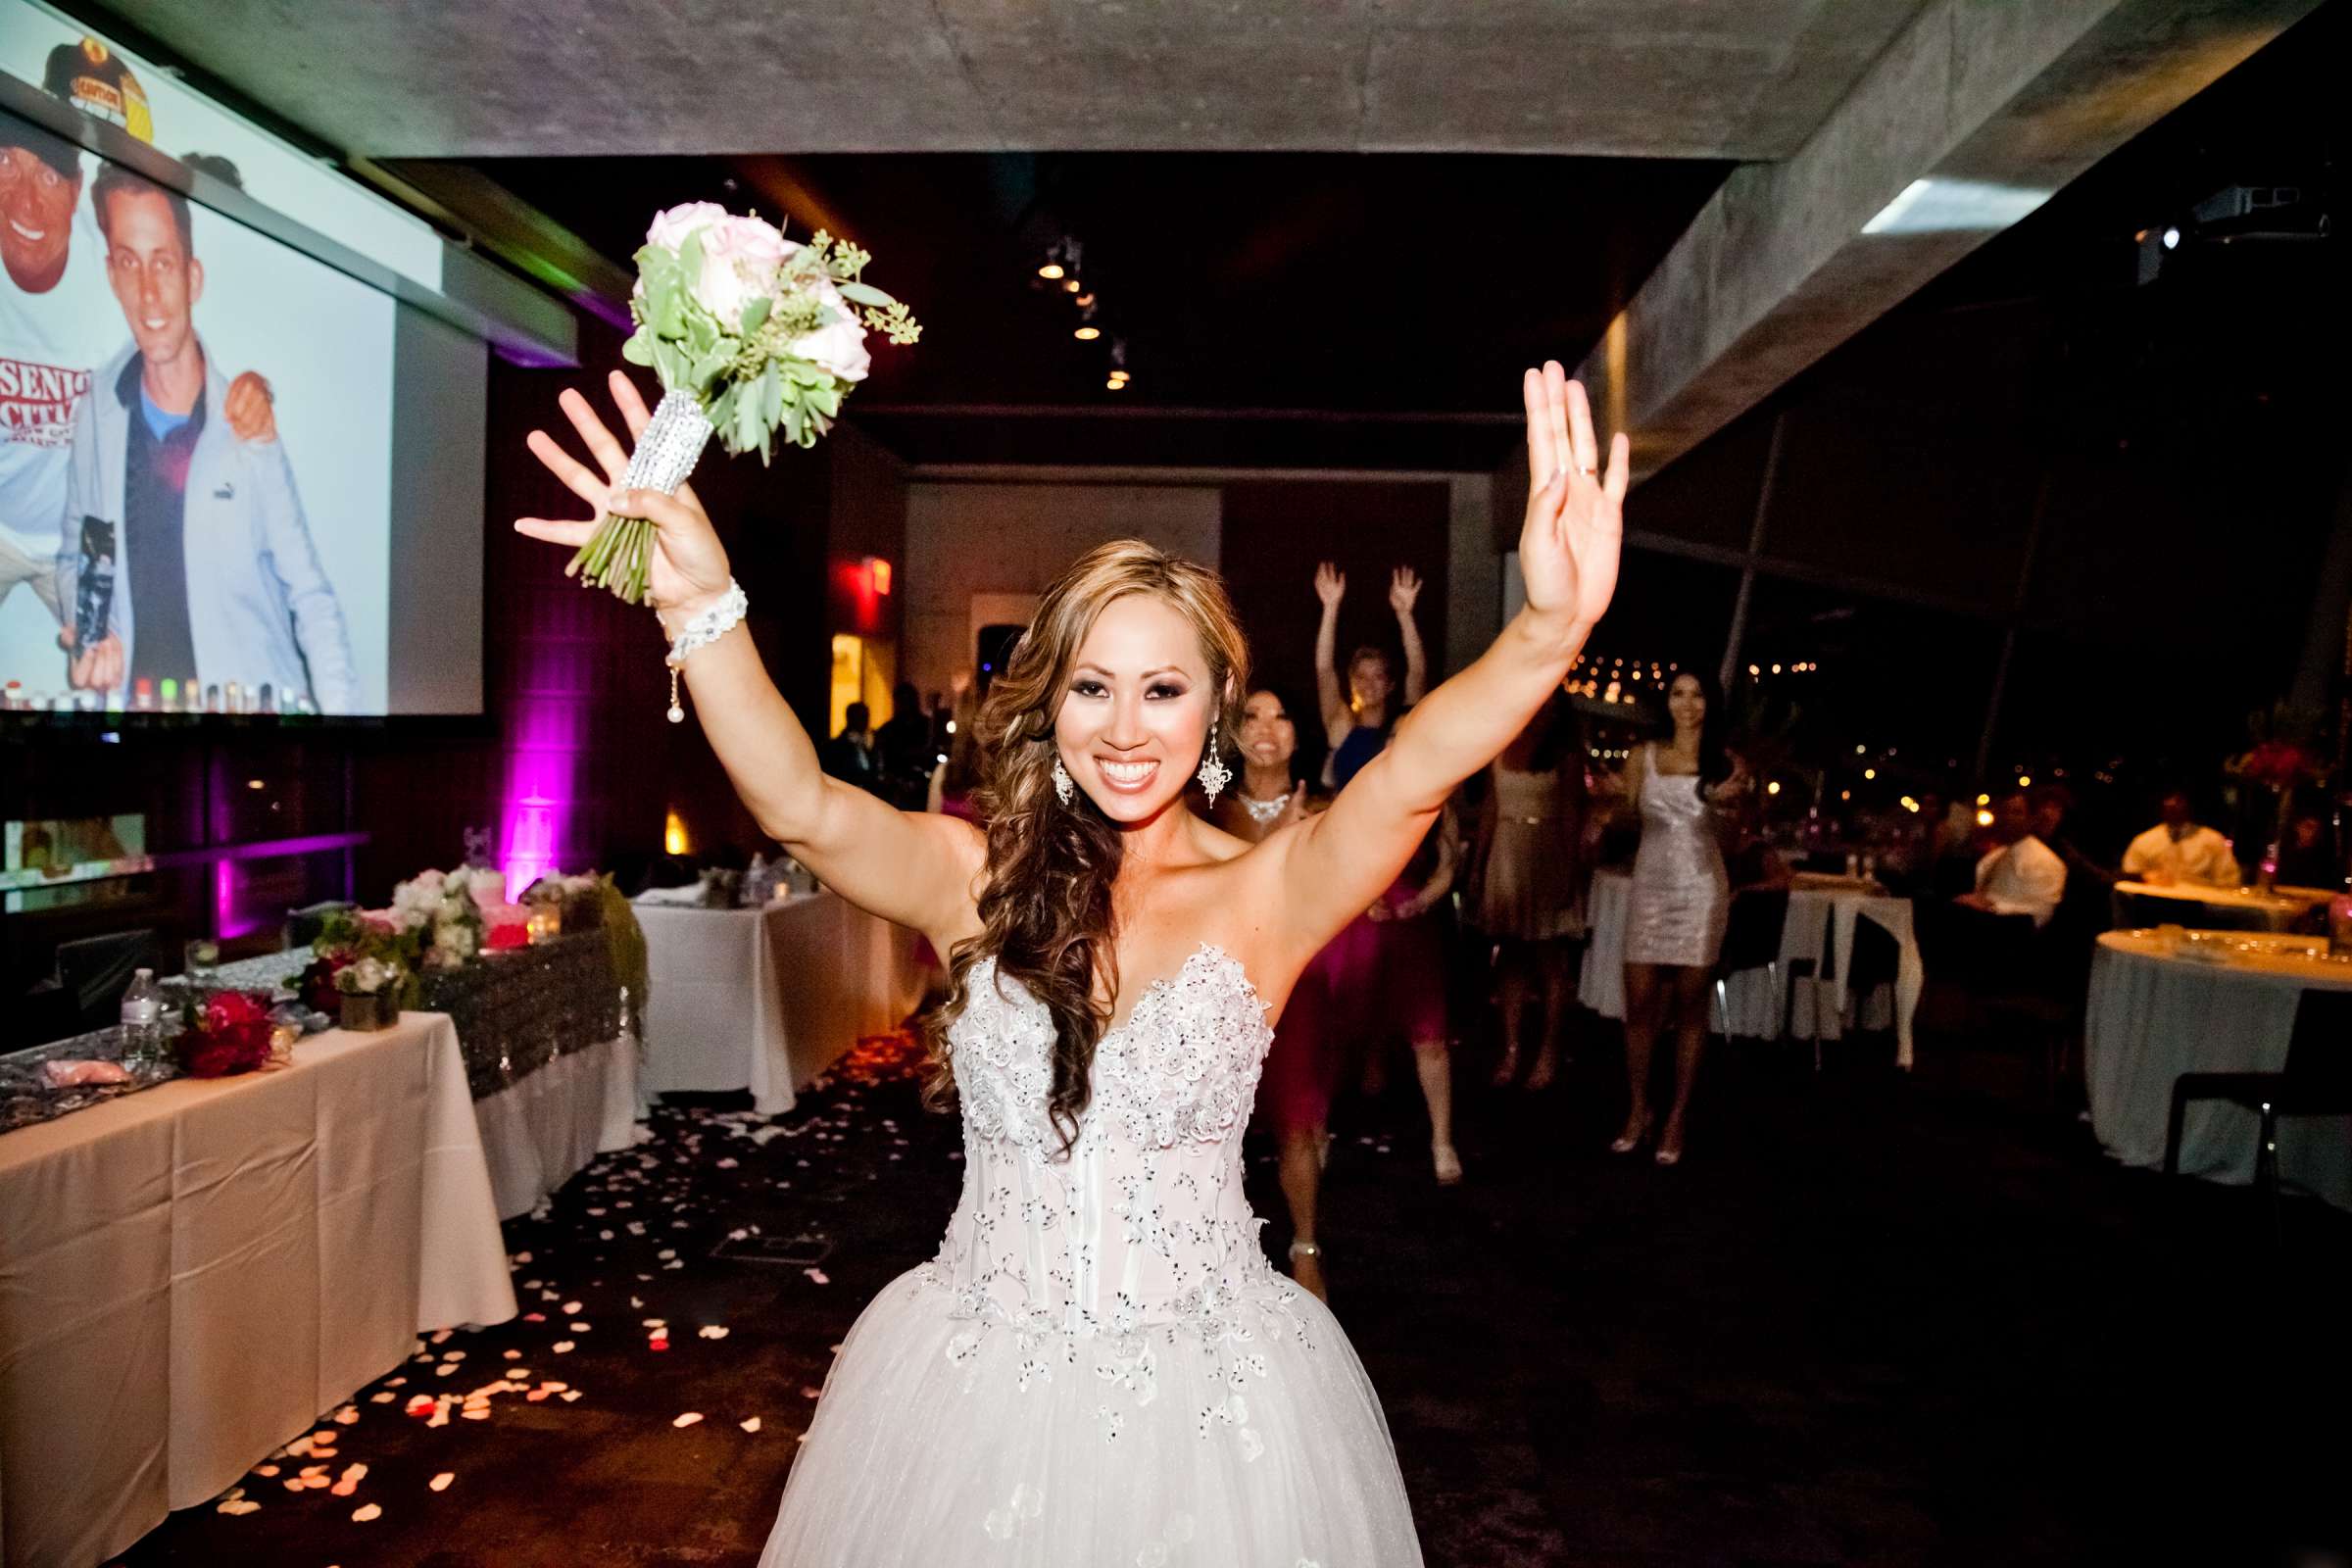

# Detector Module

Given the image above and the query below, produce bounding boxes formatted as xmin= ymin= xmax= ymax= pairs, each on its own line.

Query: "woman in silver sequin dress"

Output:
xmin=1615 ymin=668 xmax=1744 ymax=1165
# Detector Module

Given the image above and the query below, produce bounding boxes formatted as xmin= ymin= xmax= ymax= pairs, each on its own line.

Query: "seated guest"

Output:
xmin=2273 ymin=788 xmax=2339 ymax=889
xmin=2121 ymin=789 xmax=2238 ymax=888
xmin=1957 ymin=791 xmax=2066 ymax=928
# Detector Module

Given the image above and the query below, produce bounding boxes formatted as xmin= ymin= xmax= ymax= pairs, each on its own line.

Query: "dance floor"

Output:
xmin=113 ymin=1020 xmax=2352 ymax=1566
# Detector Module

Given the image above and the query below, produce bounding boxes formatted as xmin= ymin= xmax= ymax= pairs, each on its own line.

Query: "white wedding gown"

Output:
xmin=757 ymin=943 xmax=1426 ymax=1566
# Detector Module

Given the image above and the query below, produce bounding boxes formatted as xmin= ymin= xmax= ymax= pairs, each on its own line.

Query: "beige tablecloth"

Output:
xmin=2085 ymin=930 xmax=2352 ymax=1209
xmin=1579 ymin=869 xmax=1925 ymax=1067
xmin=0 ymin=1011 xmax=516 ymax=1568
xmin=637 ymin=893 xmax=928 ymax=1114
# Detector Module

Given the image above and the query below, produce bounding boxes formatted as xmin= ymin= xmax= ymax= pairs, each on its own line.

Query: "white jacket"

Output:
xmin=58 ymin=340 xmax=357 ymax=711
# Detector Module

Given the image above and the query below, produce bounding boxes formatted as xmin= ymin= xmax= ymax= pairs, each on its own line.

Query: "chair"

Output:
xmin=1713 ymin=888 xmax=1788 ymax=1042
xmin=53 ymin=928 xmax=158 ymax=1034
xmin=2163 ymin=990 xmax=2352 ymax=1242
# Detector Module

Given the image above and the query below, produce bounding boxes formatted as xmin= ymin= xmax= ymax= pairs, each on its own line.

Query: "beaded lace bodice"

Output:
xmin=926 ymin=943 xmax=1288 ymax=1341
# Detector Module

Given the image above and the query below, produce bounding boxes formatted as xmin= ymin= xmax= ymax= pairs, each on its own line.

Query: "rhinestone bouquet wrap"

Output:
xmin=567 ymin=392 xmax=715 ymax=602
xmin=566 ymin=202 xmax=919 ymax=604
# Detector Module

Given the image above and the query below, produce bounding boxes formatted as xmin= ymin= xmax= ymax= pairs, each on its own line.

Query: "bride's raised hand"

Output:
xmin=515 ymin=369 xmax=735 ymax=623
xmin=1517 ymin=361 xmax=1625 ymax=636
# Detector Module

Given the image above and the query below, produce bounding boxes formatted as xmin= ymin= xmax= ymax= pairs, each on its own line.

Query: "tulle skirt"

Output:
xmin=756 ymin=1266 xmax=1426 ymax=1566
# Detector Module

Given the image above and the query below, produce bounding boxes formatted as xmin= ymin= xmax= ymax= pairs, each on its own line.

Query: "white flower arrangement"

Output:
xmin=336 ymin=956 xmax=407 ymax=996
xmin=391 ymin=863 xmax=489 ymax=970
xmin=568 ymin=202 xmax=920 ymax=603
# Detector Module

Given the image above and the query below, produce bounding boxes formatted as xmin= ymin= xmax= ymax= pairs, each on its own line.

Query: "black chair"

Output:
xmin=1713 ymin=888 xmax=1789 ymax=1042
xmin=53 ymin=928 xmax=159 ymax=1034
xmin=2164 ymin=990 xmax=2352 ymax=1241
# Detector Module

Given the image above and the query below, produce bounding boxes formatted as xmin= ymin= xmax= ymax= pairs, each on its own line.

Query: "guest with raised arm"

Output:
xmin=1315 ymin=562 xmax=1428 ymax=791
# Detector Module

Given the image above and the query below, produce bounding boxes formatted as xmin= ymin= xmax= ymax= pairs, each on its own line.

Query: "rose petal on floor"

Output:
xmin=429 ymin=1473 xmax=455 ymax=1493
xmin=672 ymin=1411 xmax=703 ymax=1428
xmin=351 ymin=1503 xmax=382 ymax=1523
xmin=740 ymin=1417 xmax=761 ymax=1433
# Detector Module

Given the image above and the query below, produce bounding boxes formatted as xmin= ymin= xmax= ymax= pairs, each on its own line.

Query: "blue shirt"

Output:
xmin=138 ymin=385 xmax=191 ymax=441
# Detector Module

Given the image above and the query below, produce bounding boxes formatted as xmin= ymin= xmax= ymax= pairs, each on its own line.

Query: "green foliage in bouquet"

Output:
xmin=621 ymin=228 xmax=920 ymax=462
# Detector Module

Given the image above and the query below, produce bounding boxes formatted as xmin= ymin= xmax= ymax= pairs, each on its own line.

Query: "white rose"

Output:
xmin=791 ymin=278 xmax=871 ymax=384
xmin=693 ymin=216 xmax=792 ymax=332
xmin=645 ymin=201 xmax=729 ymax=255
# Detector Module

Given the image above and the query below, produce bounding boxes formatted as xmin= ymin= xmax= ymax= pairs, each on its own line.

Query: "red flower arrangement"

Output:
xmin=298 ymin=950 xmax=356 ymax=1013
xmin=2232 ymin=739 xmax=2323 ymax=791
xmin=175 ymin=989 xmax=277 ymax=1079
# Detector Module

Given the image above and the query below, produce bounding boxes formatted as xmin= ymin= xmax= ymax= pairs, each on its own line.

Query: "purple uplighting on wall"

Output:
xmin=499 ymin=615 xmax=593 ymax=902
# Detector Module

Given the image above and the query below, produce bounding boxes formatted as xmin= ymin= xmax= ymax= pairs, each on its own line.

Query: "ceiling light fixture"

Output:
xmin=1074 ymin=326 xmax=1101 ymax=341
xmin=1038 ymin=263 xmax=1064 ymax=279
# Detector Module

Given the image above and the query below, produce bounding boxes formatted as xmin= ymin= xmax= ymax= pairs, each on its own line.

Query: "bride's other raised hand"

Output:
xmin=514 ymin=370 xmax=735 ymax=627
xmin=1518 ymin=360 xmax=1625 ymax=639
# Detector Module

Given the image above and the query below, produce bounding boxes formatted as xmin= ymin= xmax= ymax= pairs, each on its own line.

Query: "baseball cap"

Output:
xmin=0 ymin=113 xmax=81 ymax=178
xmin=43 ymin=38 xmax=153 ymax=143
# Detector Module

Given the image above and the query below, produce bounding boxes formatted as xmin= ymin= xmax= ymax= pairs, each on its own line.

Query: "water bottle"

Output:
xmin=119 ymin=967 xmax=162 ymax=1067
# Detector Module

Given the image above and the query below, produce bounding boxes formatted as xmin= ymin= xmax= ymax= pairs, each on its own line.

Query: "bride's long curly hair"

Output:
xmin=926 ymin=539 xmax=1249 ymax=1154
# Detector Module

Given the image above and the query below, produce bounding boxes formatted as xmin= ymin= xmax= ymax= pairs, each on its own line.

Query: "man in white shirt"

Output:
xmin=2121 ymin=790 xmax=2239 ymax=888
xmin=1957 ymin=792 xmax=2067 ymax=928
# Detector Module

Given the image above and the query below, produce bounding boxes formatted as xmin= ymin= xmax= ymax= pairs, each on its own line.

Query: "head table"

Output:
xmin=634 ymin=890 xmax=929 ymax=1115
xmin=2085 ymin=929 xmax=2352 ymax=1210
xmin=0 ymin=1012 xmax=517 ymax=1568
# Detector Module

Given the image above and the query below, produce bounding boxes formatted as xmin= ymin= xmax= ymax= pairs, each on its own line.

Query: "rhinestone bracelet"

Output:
xmin=662 ymin=579 xmax=748 ymax=722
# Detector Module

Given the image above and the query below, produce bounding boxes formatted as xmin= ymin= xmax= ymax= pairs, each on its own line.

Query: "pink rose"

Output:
xmin=790 ymin=277 xmax=871 ymax=384
xmin=645 ymin=202 xmax=729 ymax=254
xmin=694 ymin=215 xmax=793 ymax=331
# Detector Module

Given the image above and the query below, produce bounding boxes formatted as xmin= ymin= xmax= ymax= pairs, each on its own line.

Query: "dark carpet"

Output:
xmin=113 ymin=1019 xmax=2352 ymax=1568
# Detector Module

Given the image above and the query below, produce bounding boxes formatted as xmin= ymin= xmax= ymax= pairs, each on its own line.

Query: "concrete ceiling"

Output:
xmin=85 ymin=0 xmax=1936 ymax=160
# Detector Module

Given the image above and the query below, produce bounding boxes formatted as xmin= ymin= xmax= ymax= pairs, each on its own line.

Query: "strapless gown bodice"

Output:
xmin=931 ymin=944 xmax=1285 ymax=1339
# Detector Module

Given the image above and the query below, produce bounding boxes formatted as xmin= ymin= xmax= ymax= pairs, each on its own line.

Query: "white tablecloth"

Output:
xmin=1579 ymin=870 xmax=1925 ymax=1067
xmin=471 ymin=1030 xmax=644 ymax=1220
xmin=0 ymin=1011 xmax=516 ymax=1568
xmin=2084 ymin=930 xmax=2352 ymax=1209
xmin=637 ymin=893 xmax=928 ymax=1115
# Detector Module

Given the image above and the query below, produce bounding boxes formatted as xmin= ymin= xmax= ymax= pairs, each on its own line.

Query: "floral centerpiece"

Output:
xmin=389 ymin=865 xmax=503 ymax=971
xmin=302 ymin=909 xmax=418 ymax=1010
xmin=523 ymin=870 xmax=609 ymax=934
xmin=567 ymin=203 xmax=920 ymax=603
xmin=174 ymin=989 xmax=276 ymax=1078
xmin=2227 ymin=704 xmax=2334 ymax=891
xmin=335 ymin=956 xmax=408 ymax=1032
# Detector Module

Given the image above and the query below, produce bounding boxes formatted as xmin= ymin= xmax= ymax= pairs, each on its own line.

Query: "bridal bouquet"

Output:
xmin=569 ymin=203 xmax=922 ymax=603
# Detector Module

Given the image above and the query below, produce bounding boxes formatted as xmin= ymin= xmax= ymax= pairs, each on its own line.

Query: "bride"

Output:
xmin=516 ymin=362 xmax=1624 ymax=1566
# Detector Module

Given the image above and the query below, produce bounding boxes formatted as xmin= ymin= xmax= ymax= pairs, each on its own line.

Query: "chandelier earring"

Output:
xmin=1052 ymin=755 xmax=1074 ymax=806
xmin=1196 ymin=721 xmax=1232 ymax=806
